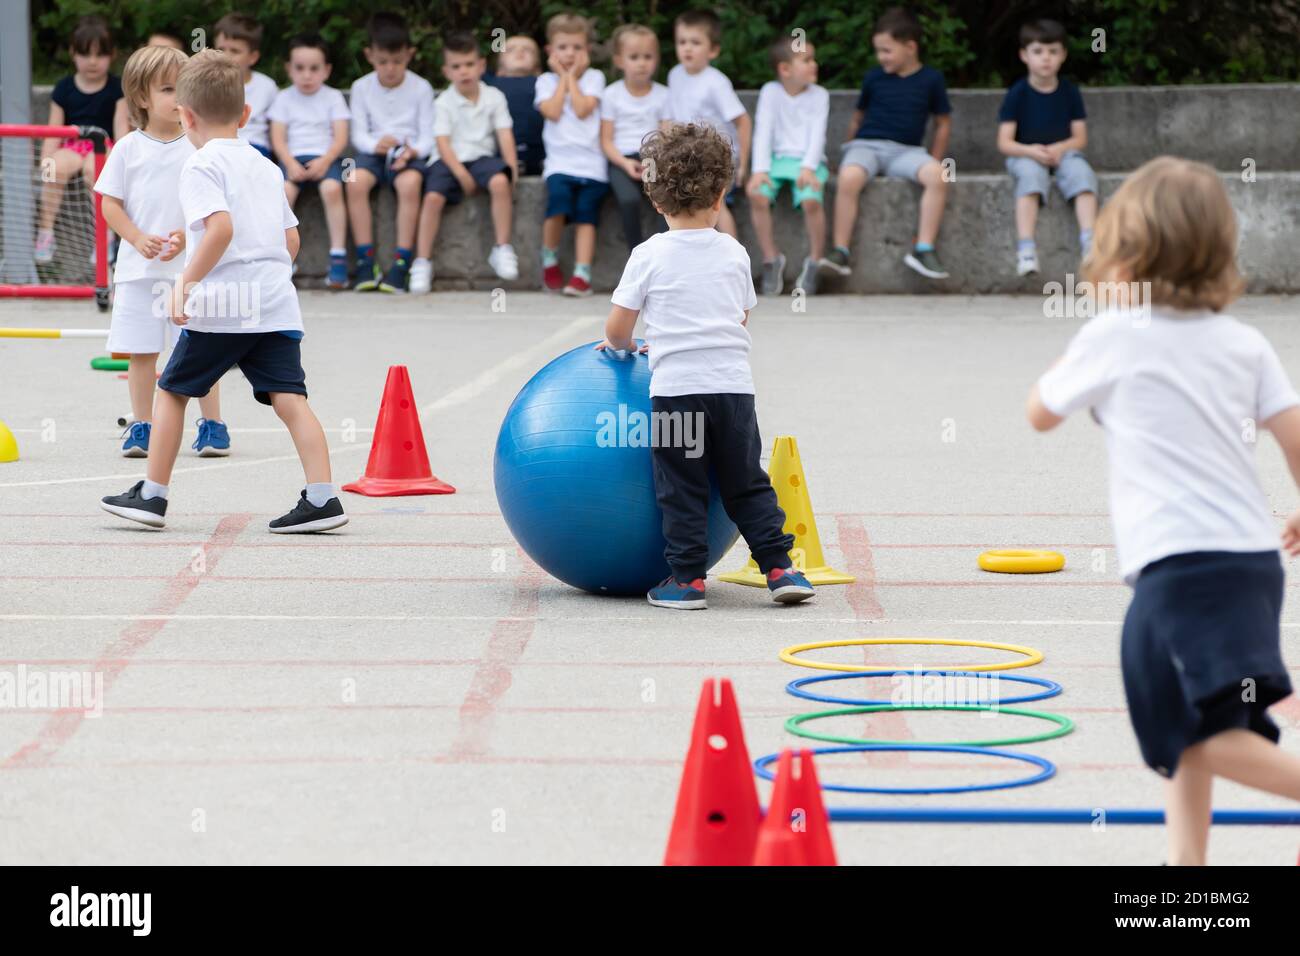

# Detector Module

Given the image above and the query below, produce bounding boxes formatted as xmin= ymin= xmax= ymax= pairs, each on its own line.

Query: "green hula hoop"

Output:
xmin=785 ymin=703 xmax=1075 ymax=748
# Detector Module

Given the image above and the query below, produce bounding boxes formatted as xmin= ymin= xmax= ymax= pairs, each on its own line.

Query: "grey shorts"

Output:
xmin=1006 ymin=150 xmax=1098 ymax=203
xmin=840 ymin=139 xmax=933 ymax=182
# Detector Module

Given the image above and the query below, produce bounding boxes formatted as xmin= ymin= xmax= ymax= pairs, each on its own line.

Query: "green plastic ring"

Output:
xmin=784 ymin=703 xmax=1075 ymax=748
xmin=91 ymin=356 xmax=129 ymax=371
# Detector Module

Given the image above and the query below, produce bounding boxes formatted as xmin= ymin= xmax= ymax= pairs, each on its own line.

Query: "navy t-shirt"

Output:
xmin=52 ymin=74 xmax=123 ymax=135
xmin=997 ymin=77 xmax=1086 ymax=145
xmin=483 ymin=73 xmax=545 ymax=169
xmin=854 ymin=65 xmax=950 ymax=146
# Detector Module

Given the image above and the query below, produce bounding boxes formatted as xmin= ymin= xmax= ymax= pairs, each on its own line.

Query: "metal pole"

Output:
xmin=0 ymin=0 xmax=37 ymax=285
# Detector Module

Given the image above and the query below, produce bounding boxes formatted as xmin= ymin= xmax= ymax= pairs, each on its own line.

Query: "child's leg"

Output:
xmin=716 ymin=202 xmax=738 ymax=239
xmin=831 ymin=164 xmax=869 ymax=252
xmin=708 ymin=395 xmax=794 ymax=572
xmin=284 ymin=180 xmax=300 ymax=207
xmin=487 ymin=173 xmax=513 ymax=246
xmin=542 ymin=214 xmax=565 ymax=251
xmin=572 ymin=223 xmax=595 ymax=268
xmin=36 ymin=149 xmax=85 ymax=231
xmin=345 ymin=168 xmax=378 ymax=248
xmin=1074 ymin=191 xmax=1098 ymax=234
xmin=1165 ymin=744 xmax=1214 ymax=865
xmin=915 ymin=160 xmax=949 ymax=247
xmin=1198 ymin=727 xmax=1300 ymax=800
xmin=146 ymin=389 xmax=190 ymax=486
xmin=746 ymin=183 xmax=779 ymax=261
xmin=393 ymin=169 xmax=424 ymax=251
xmin=416 ymin=191 xmax=447 ymax=261
xmin=318 ymin=179 xmax=347 ymax=250
xmin=127 ymin=354 xmax=159 ymax=422
xmin=196 ymin=381 xmax=222 ymax=422
xmin=1015 ymin=194 xmax=1040 ymax=241
xmin=650 ymin=395 xmax=714 ymax=582
xmin=801 ymin=198 xmax=826 ymax=262
xmin=609 ymin=163 xmax=645 ymax=250
xmin=270 ymin=392 xmax=331 ymax=484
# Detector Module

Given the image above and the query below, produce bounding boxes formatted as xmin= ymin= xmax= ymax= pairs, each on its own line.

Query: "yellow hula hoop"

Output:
xmin=779 ymin=638 xmax=1044 ymax=673
xmin=977 ymin=549 xmax=1065 ymax=574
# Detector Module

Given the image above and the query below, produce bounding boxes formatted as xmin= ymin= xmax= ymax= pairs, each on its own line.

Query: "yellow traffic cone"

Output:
xmin=718 ymin=435 xmax=854 ymax=587
xmin=0 ymin=419 xmax=18 ymax=463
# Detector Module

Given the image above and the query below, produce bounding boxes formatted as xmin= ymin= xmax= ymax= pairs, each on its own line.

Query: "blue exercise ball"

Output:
xmin=494 ymin=343 xmax=739 ymax=595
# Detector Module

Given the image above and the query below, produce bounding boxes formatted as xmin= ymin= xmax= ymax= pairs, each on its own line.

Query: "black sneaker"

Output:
xmin=378 ymin=259 xmax=410 ymax=294
xmin=903 ymin=247 xmax=949 ymax=279
xmin=818 ymin=247 xmax=851 ymax=277
xmin=269 ymin=490 xmax=348 ymax=534
xmin=101 ymin=480 xmax=167 ymax=528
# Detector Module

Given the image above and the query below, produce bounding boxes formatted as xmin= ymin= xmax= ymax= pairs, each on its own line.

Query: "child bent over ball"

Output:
xmin=597 ymin=122 xmax=813 ymax=610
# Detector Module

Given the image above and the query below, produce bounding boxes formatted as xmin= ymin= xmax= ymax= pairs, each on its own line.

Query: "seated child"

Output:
xmin=267 ymin=33 xmax=351 ymax=288
xmin=346 ymin=12 xmax=436 ymax=293
xmin=101 ymin=50 xmax=346 ymax=534
xmin=666 ymin=10 xmax=751 ymax=239
xmin=997 ymin=18 xmax=1098 ymax=276
xmin=415 ymin=30 xmax=519 ymax=290
xmin=214 ymin=12 xmax=279 ymax=163
xmin=95 ymin=44 xmax=229 ymax=459
xmin=535 ymin=13 xmax=607 ymax=296
xmin=747 ymin=35 xmax=830 ymax=296
xmin=601 ymin=123 xmax=814 ymax=610
xmin=1027 ymin=157 xmax=1300 ymax=865
xmin=600 ymin=24 xmax=670 ymax=252
xmin=823 ymin=6 xmax=952 ymax=281
xmin=484 ymin=36 xmax=546 ymax=177
xmin=37 ymin=15 xmax=129 ymax=264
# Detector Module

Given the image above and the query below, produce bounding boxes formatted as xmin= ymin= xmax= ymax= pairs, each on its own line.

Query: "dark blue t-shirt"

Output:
xmin=854 ymin=65 xmax=950 ymax=146
xmin=483 ymin=73 xmax=545 ymax=169
xmin=997 ymin=77 xmax=1086 ymax=145
xmin=52 ymin=74 xmax=123 ymax=135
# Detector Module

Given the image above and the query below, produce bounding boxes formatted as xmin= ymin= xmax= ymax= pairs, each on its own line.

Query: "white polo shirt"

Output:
xmin=266 ymin=84 xmax=349 ymax=157
xmin=601 ymin=80 xmax=670 ymax=156
xmin=534 ymin=68 xmax=607 ymax=181
xmin=349 ymin=70 xmax=436 ymax=159
xmin=93 ymin=129 xmax=194 ymax=281
xmin=432 ymin=82 xmax=512 ymax=164
xmin=240 ymin=71 xmax=278 ymax=149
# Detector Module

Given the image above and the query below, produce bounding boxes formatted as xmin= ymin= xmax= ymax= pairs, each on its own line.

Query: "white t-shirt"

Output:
xmin=350 ymin=70 xmax=436 ymax=159
xmin=534 ymin=68 xmax=607 ymax=181
xmin=433 ymin=83 xmax=512 ymax=164
xmin=601 ymin=80 xmax=670 ymax=156
xmin=1038 ymin=306 xmax=1300 ymax=582
xmin=266 ymin=85 xmax=349 ymax=157
xmin=611 ymin=229 xmax=756 ymax=397
xmin=93 ymin=130 xmax=194 ymax=282
xmin=752 ymin=81 xmax=829 ymax=172
xmin=667 ymin=64 xmax=745 ymax=157
xmin=240 ymin=71 xmax=278 ymax=149
xmin=178 ymin=138 xmax=301 ymax=333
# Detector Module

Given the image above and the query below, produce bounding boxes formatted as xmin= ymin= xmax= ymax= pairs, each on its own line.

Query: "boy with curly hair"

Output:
xmin=599 ymin=122 xmax=814 ymax=610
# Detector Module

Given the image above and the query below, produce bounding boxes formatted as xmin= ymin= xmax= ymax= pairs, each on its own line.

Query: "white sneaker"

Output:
xmin=488 ymin=244 xmax=519 ymax=281
xmin=1016 ymin=248 xmax=1039 ymax=277
xmin=408 ymin=258 xmax=433 ymax=294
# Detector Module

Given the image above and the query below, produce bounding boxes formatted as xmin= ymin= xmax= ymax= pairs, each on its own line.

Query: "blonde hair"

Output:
xmin=612 ymin=24 xmax=657 ymax=56
xmin=546 ymin=13 xmax=593 ymax=43
xmin=176 ymin=49 xmax=245 ymax=125
xmin=123 ymin=45 xmax=187 ymax=130
xmin=1083 ymin=156 xmax=1245 ymax=312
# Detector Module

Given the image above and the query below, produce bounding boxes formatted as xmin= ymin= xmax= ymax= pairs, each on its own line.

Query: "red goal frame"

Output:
xmin=0 ymin=123 xmax=110 ymax=310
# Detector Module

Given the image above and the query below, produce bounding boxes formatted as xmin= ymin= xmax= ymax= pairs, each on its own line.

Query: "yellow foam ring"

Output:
xmin=977 ymin=549 xmax=1065 ymax=574
xmin=779 ymin=638 xmax=1044 ymax=673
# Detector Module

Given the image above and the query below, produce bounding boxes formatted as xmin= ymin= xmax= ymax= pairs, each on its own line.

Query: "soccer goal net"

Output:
xmin=0 ymin=123 xmax=109 ymax=310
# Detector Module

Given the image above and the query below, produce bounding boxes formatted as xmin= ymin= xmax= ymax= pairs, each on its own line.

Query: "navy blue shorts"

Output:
xmin=159 ymin=330 xmax=307 ymax=406
xmin=354 ymin=150 xmax=430 ymax=188
xmin=251 ymin=142 xmax=275 ymax=161
xmin=544 ymin=172 xmax=609 ymax=225
xmin=1121 ymin=550 xmax=1293 ymax=778
xmin=423 ymin=156 xmax=511 ymax=203
xmin=286 ymin=154 xmax=344 ymax=185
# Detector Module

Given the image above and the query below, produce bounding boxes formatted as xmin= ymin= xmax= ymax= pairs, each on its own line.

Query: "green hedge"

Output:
xmin=31 ymin=0 xmax=1300 ymax=89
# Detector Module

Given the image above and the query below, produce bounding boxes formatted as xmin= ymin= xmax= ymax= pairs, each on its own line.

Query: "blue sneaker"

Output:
xmin=192 ymin=418 xmax=231 ymax=458
xmin=647 ymin=576 xmax=707 ymax=610
xmin=121 ymin=421 xmax=150 ymax=458
xmin=353 ymin=257 xmax=381 ymax=292
xmin=326 ymin=254 xmax=349 ymax=289
xmin=767 ymin=567 xmax=815 ymax=604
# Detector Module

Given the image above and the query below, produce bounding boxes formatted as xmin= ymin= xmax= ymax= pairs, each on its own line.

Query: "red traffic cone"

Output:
xmin=663 ymin=678 xmax=761 ymax=866
xmin=752 ymin=749 xmax=837 ymax=866
xmin=343 ymin=366 xmax=455 ymax=496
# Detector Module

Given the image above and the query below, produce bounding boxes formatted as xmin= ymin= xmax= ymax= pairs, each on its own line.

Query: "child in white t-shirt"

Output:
xmin=600 ymin=123 xmax=813 ymax=610
xmin=95 ymin=44 xmax=229 ymax=460
xmin=267 ymin=33 xmax=351 ymax=288
xmin=600 ymin=24 xmax=670 ymax=252
xmin=535 ymin=13 xmax=607 ymax=296
xmin=102 ymin=50 xmax=345 ymax=535
xmin=747 ymin=36 xmax=830 ymax=297
xmin=213 ymin=12 xmax=277 ymax=161
xmin=666 ymin=10 xmax=752 ymax=239
xmin=1027 ymin=157 xmax=1300 ymax=865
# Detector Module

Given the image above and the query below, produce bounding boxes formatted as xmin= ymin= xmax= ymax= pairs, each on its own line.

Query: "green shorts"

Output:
xmin=757 ymin=156 xmax=829 ymax=208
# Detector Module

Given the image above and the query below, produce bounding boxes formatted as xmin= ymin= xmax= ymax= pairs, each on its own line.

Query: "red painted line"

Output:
xmin=0 ymin=540 xmax=510 ymax=549
xmin=1 ymin=513 xmax=252 ymax=770
xmin=449 ymin=552 xmax=546 ymax=758
xmin=836 ymin=515 xmax=884 ymax=621
xmin=0 ymin=574 xmax=508 ymax=584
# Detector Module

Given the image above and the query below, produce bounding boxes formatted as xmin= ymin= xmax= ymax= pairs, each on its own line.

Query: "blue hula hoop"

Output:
xmin=785 ymin=669 xmax=1062 ymax=707
xmin=753 ymin=743 xmax=1056 ymax=795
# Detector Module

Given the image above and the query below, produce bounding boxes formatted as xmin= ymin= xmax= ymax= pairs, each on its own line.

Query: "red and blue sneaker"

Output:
xmin=647 ymin=576 xmax=707 ymax=610
xmin=767 ymin=567 xmax=814 ymax=604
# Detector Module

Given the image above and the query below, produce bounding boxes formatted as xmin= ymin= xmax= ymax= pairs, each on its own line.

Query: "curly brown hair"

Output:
xmin=639 ymin=123 xmax=734 ymax=217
